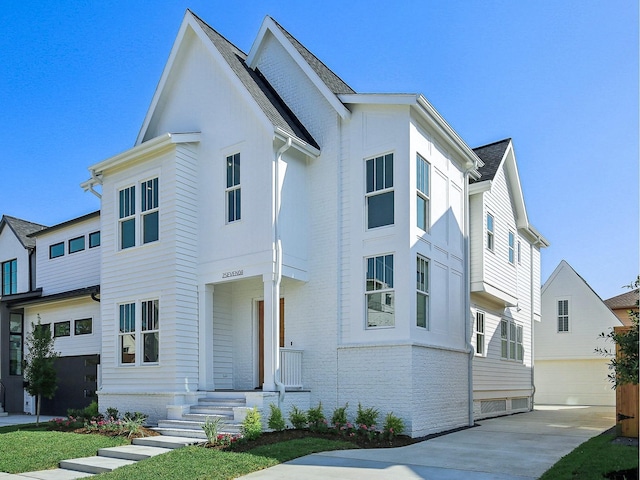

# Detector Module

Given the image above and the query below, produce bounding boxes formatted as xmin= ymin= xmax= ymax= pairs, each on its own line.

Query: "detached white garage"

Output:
xmin=535 ymin=261 xmax=622 ymax=406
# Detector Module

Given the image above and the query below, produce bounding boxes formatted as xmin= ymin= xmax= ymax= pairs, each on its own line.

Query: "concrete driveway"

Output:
xmin=239 ymin=405 xmax=616 ymax=480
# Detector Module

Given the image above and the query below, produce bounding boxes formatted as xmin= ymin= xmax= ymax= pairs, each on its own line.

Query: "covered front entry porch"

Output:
xmin=197 ymin=275 xmax=304 ymax=394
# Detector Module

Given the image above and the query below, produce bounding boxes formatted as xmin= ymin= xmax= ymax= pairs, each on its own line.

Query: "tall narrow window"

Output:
xmin=475 ymin=311 xmax=485 ymax=355
xmin=366 ymin=153 xmax=394 ymax=229
xmin=366 ymin=254 xmax=394 ymax=327
xmin=119 ymin=186 xmax=136 ymax=249
xmin=141 ymin=178 xmax=159 ymax=244
xmin=500 ymin=319 xmax=508 ymax=359
xmin=119 ymin=303 xmax=136 ymax=364
xmin=226 ymin=153 xmax=241 ymax=223
xmin=89 ymin=231 xmax=101 ymax=248
xmin=486 ymin=213 xmax=495 ymax=251
xmin=416 ymin=154 xmax=430 ymax=232
xmin=2 ymin=259 xmax=17 ymax=295
xmin=416 ymin=256 xmax=429 ymax=328
xmin=509 ymin=322 xmax=517 ymax=359
xmin=557 ymin=299 xmax=569 ymax=332
xmin=508 ymin=231 xmax=515 ymax=264
xmin=517 ymin=324 xmax=524 ymax=361
xmin=9 ymin=313 xmax=23 ymax=375
xmin=517 ymin=240 xmax=522 ymax=264
xmin=142 ymin=300 xmax=159 ymax=363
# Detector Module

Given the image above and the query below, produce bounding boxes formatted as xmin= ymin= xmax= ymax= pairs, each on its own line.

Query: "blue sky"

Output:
xmin=1 ymin=1 xmax=637 ymax=300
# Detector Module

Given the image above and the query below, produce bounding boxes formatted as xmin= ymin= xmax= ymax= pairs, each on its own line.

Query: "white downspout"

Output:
xmin=464 ymin=165 xmax=475 ymax=427
xmin=273 ymin=137 xmax=292 ymax=406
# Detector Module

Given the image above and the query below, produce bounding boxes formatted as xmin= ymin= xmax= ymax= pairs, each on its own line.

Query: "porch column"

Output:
xmin=198 ymin=284 xmax=215 ymax=391
xmin=262 ymin=274 xmax=279 ymax=392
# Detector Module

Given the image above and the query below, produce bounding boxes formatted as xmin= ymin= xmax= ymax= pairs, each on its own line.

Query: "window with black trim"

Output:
xmin=89 ymin=231 xmax=101 ymax=248
xmin=54 ymin=321 xmax=71 ymax=337
xmin=2 ymin=259 xmax=17 ymax=295
xmin=50 ymin=242 xmax=64 ymax=259
xmin=75 ymin=318 xmax=93 ymax=335
xmin=69 ymin=236 xmax=85 ymax=254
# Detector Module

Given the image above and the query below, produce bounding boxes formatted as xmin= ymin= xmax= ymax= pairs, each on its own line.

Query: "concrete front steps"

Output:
xmin=154 ymin=393 xmax=247 ymax=440
xmin=0 ymin=436 xmax=203 ymax=479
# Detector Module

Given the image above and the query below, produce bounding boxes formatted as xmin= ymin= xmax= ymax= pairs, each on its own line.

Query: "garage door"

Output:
xmin=535 ymin=359 xmax=615 ymax=406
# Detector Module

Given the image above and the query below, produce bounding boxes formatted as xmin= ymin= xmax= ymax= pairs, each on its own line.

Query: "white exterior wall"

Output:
xmin=34 ymin=216 xmax=100 ymax=296
xmin=0 ymin=227 xmax=30 ymax=296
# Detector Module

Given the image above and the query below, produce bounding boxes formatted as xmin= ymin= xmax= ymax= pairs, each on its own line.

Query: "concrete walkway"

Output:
xmin=239 ymin=405 xmax=616 ymax=480
xmin=0 ymin=414 xmax=57 ymax=427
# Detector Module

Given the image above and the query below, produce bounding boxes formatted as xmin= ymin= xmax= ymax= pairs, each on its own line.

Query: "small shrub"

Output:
xmin=307 ymin=402 xmax=328 ymax=432
xmin=289 ymin=405 xmax=308 ymax=430
xmin=355 ymin=402 xmax=379 ymax=429
xmin=241 ymin=407 xmax=262 ymax=441
xmin=123 ymin=411 xmax=147 ymax=423
xmin=382 ymin=412 xmax=405 ymax=441
xmin=267 ymin=403 xmax=286 ymax=431
xmin=202 ymin=416 xmax=226 ymax=444
xmin=331 ymin=403 xmax=349 ymax=429
xmin=68 ymin=401 xmax=101 ymax=422
xmin=106 ymin=407 xmax=119 ymax=420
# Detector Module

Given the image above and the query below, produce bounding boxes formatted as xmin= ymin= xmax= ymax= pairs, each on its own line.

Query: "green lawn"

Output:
xmin=540 ymin=431 xmax=638 ymax=480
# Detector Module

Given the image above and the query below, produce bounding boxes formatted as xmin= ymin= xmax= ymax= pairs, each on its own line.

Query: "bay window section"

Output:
xmin=119 ymin=186 xmax=136 ymax=249
xmin=416 ymin=154 xmax=430 ymax=232
xmin=366 ymin=254 xmax=394 ymax=328
xmin=119 ymin=303 xmax=136 ymax=364
xmin=366 ymin=153 xmax=394 ymax=229
xmin=141 ymin=178 xmax=159 ymax=244
xmin=416 ymin=256 xmax=429 ymax=328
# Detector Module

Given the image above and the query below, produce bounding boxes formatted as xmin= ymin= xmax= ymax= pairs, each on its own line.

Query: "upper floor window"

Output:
xmin=75 ymin=318 xmax=93 ymax=335
xmin=119 ymin=178 xmax=159 ymax=249
xmin=226 ymin=153 xmax=241 ymax=223
xmin=517 ymin=240 xmax=522 ymax=264
xmin=2 ymin=259 xmax=17 ymax=295
xmin=89 ymin=231 xmax=101 ymax=248
xmin=50 ymin=242 xmax=64 ymax=259
xmin=475 ymin=311 xmax=485 ymax=356
xmin=69 ymin=236 xmax=85 ymax=254
xmin=508 ymin=231 xmax=515 ymax=264
xmin=557 ymin=299 xmax=569 ymax=332
xmin=366 ymin=153 xmax=394 ymax=229
xmin=486 ymin=213 xmax=495 ymax=251
xmin=416 ymin=256 xmax=429 ymax=329
xmin=416 ymin=154 xmax=430 ymax=232
xmin=365 ymin=254 xmax=394 ymax=328
xmin=54 ymin=321 xmax=71 ymax=338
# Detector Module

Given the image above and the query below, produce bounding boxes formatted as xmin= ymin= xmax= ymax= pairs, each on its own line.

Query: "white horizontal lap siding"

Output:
xmin=483 ymin=167 xmax=517 ymax=297
xmin=35 ymin=216 xmax=101 ymax=296
xmin=0 ymin=231 xmax=30 ymax=294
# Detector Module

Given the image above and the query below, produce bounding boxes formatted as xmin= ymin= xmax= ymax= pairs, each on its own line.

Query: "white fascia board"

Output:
xmin=469 ymin=180 xmax=492 ymax=195
xmin=338 ymin=93 xmax=419 ymax=105
xmin=275 ymin=128 xmax=320 ymax=158
xmin=88 ymin=132 xmax=201 ymax=174
xmin=246 ymin=17 xmax=351 ymax=120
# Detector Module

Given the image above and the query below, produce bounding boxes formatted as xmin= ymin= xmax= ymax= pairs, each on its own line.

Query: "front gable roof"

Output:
xmin=0 ymin=215 xmax=47 ymax=250
xmin=136 ymin=10 xmax=319 ymax=153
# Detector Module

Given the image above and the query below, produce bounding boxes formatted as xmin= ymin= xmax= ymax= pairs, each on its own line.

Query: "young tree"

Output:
xmin=597 ymin=277 xmax=639 ymax=388
xmin=23 ymin=318 xmax=58 ymax=424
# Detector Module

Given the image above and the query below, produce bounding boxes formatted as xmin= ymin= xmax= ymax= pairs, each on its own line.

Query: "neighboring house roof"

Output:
xmin=268 ymin=16 xmax=355 ymax=95
xmin=0 ymin=215 xmax=47 ymax=250
xmin=604 ymin=289 xmax=639 ymax=311
xmin=29 ymin=210 xmax=100 ymax=237
xmin=471 ymin=138 xmax=512 ymax=183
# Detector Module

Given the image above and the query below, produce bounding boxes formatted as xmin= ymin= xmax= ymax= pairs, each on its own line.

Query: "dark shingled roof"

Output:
xmin=268 ymin=17 xmax=355 ymax=95
xmin=604 ymin=289 xmax=639 ymax=310
xmin=471 ymin=138 xmax=511 ymax=183
xmin=6 ymin=285 xmax=100 ymax=307
xmin=0 ymin=215 xmax=47 ymax=249
xmin=190 ymin=12 xmax=319 ymax=150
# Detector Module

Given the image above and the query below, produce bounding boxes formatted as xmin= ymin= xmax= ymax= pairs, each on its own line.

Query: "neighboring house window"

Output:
xmin=416 ymin=154 xmax=430 ymax=232
xmin=9 ymin=313 xmax=23 ymax=375
xmin=119 ymin=303 xmax=136 ymax=364
xmin=226 ymin=153 xmax=241 ymax=223
xmin=517 ymin=240 xmax=522 ymax=264
xmin=501 ymin=318 xmax=523 ymax=361
xmin=416 ymin=256 xmax=429 ymax=328
xmin=141 ymin=177 xmax=159 ymax=244
xmin=366 ymin=153 xmax=394 ymax=229
xmin=69 ymin=236 xmax=85 ymax=254
xmin=475 ymin=311 xmax=485 ymax=355
xmin=366 ymin=254 xmax=394 ymax=327
xmin=119 ymin=185 xmax=136 ymax=249
xmin=89 ymin=231 xmax=101 ymax=248
xmin=508 ymin=231 xmax=515 ymax=264
xmin=75 ymin=318 xmax=93 ymax=335
xmin=54 ymin=321 xmax=71 ymax=338
xmin=2 ymin=259 xmax=17 ymax=295
xmin=557 ymin=299 xmax=569 ymax=332
xmin=50 ymin=242 xmax=64 ymax=259
xmin=486 ymin=213 xmax=494 ymax=251
xmin=142 ymin=300 xmax=159 ymax=363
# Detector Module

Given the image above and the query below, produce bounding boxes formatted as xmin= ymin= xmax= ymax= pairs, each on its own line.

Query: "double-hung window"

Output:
xmin=416 ymin=256 xmax=429 ymax=328
xmin=486 ymin=213 xmax=495 ymax=251
xmin=416 ymin=154 xmax=430 ymax=232
xmin=557 ymin=299 xmax=569 ymax=332
xmin=119 ymin=300 xmax=160 ymax=365
xmin=119 ymin=303 xmax=136 ymax=364
xmin=226 ymin=153 xmax=241 ymax=223
xmin=365 ymin=254 xmax=394 ymax=327
xmin=501 ymin=318 xmax=523 ymax=361
xmin=141 ymin=300 xmax=159 ymax=363
xmin=142 ymin=178 xmax=159 ymax=244
xmin=508 ymin=231 xmax=515 ymax=264
xmin=119 ymin=177 xmax=159 ymax=249
xmin=475 ymin=311 xmax=485 ymax=355
xmin=2 ymin=259 xmax=17 ymax=295
xmin=119 ymin=186 xmax=136 ymax=249
xmin=366 ymin=154 xmax=394 ymax=229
